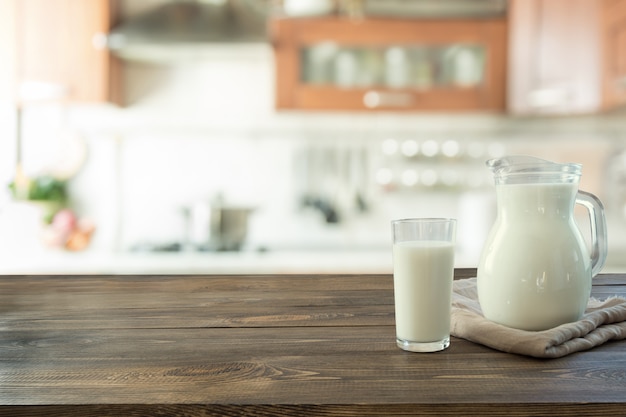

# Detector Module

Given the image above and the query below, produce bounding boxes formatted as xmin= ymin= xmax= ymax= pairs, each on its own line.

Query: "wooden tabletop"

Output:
xmin=1 ymin=268 xmax=625 ymax=416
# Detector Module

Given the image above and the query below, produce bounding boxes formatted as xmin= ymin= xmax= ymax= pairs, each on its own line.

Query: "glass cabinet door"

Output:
xmin=302 ymin=44 xmax=486 ymax=90
xmin=272 ymin=17 xmax=506 ymax=111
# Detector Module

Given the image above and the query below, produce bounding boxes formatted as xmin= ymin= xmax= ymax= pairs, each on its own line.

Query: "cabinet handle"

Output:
xmin=19 ymin=81 xmax=69 ymax=101
xmin=363 ymin=91 xmax=414 ymax=108
xmin=92 ymin=33 xmax=108 ymax=50
xmin=527 ymin=88 xmax=571 ymax=109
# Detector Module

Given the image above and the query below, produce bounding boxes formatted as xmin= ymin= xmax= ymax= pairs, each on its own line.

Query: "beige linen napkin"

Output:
xmin=451 ymin=277 xmax=626 ymax=358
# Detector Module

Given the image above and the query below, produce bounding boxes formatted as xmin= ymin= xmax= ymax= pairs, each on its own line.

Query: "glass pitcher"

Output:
xmin=477 ymin=156 xmax=607 ymax=331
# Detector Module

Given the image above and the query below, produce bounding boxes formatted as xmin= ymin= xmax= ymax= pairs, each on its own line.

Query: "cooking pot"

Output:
xmin=185 ymin=201 xmax=254 ymax=251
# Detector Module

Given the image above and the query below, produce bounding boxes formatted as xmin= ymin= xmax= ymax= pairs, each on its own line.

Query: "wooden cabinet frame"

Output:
xmin=602 ymin=0 xmax=626 ymax=109
xmin=271 ymin=17 xmax=507 ymax=112
xmin=13 ymin=0 xmax=122 ymax=106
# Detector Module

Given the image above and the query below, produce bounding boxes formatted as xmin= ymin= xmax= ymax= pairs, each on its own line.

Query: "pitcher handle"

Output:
xmin=576 ymin=191 xmax=608 ymax=277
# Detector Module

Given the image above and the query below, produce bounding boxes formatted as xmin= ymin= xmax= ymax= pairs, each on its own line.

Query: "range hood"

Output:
xmin=108 ymin=0 xmax=269 ymax=62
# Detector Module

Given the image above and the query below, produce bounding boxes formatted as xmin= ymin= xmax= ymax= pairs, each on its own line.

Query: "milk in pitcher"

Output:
xmin=477 ymin=182 xmax=592 ymax=331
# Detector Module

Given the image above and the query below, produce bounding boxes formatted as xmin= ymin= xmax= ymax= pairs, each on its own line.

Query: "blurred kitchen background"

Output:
xmin=1 ymin=0 xmax=626 ymax=274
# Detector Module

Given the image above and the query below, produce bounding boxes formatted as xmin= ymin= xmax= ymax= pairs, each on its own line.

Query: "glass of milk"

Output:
xmin=391 ymin=218 xmax=456 ymax=352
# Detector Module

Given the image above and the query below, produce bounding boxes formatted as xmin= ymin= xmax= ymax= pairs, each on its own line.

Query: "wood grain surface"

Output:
xmin=0 ymin=269 xmax=625 ymax=416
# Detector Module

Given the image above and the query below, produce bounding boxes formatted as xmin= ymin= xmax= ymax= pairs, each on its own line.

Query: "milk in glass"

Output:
xmin=393 ymin=240 xmax=455 ymax=343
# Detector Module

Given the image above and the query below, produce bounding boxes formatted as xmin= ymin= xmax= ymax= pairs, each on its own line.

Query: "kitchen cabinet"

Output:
xmin=508 ymin=0 xmax=626 ymax=115
xmin=602 ymin=0 xmax=626 ymax=109
xmin=271 ymin=16 xmax=507 ymax=112
xmin=0 ymin=1 xmax=17 ymax=101
xmin=12 ymin=0 xmax=122 ymax=106
xmin=507 ymin=0 xmax=602 ymax=115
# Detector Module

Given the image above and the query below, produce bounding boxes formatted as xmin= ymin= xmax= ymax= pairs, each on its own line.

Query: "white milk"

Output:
xmin=477 ymin=183 xmax=592 ymax=331
xmin=393 ymin=240 xmax=454 ymax=343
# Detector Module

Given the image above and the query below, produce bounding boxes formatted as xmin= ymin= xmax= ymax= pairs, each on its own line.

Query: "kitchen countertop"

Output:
xmin=0 ymin=248 xmax=396 ymax=275
xmin=1 ymin=269 xmax=625 ymax=415
xmin=3 ymin=247 xmax=626 ymax=275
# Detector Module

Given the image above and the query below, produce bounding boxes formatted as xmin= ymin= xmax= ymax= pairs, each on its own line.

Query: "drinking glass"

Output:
xmin=391 ymin=218 xmax=456 ymax=352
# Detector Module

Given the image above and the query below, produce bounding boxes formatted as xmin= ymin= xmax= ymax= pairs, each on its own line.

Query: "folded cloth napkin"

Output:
xmin=451 ymin=277 xmax=626 ymax=358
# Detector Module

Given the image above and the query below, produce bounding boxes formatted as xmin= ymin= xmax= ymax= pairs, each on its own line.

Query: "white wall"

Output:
xmin=2 ymin=43 xmax=626 ymax=270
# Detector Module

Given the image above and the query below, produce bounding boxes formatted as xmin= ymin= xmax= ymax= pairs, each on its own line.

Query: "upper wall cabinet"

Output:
xmin=507 ymin=0 xmax=601 ymax=115
xmin=271 ymin=16 xmax=507 ymax=112
xmin=602 ymin=0 xmax=626 ymax=110
xmin=12 ymin=0 xmax=122 ymax=106
xmin=508 ymin=0 xmax=626 ymax=115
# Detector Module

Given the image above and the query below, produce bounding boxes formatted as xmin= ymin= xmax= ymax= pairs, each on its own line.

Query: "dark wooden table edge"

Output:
xmin=1 ymin=402 xmax=623 ymax=416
